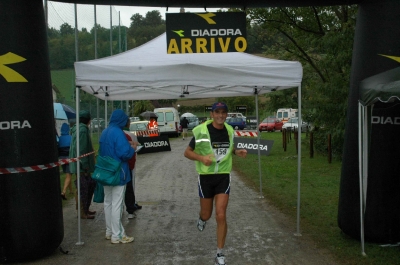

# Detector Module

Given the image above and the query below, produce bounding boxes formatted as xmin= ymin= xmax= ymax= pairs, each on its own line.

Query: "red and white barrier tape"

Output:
xmin=234 ymin=130 xmax=259 ymax=137
xmin=0 ymin=151 xmax=96 ymax=175
xmin=134 ymin=129 xmax=159 ymax=136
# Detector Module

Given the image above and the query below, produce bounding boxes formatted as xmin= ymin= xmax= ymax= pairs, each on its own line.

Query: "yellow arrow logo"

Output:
xmin=172 ymin=30 xmax=185 ymax=37
xmin=379 ymin=54 xmax=400 ymax=63
xmin=0 ymin=52 xmax=28 ymax=82
xmin=197 ymin=13 xmax=217 ymax=24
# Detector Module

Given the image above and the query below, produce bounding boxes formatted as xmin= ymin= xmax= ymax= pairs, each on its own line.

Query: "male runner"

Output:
xmin=184 ymin=102 xmax=247 ymax=265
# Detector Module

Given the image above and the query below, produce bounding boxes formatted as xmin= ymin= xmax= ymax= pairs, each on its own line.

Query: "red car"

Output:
xmin=258 ymin=118 xmax=283 ymax=132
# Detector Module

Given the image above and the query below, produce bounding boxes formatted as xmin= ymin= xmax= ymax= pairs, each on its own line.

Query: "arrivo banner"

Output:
xmin=166 ymin=12 xmax=247 ymax=54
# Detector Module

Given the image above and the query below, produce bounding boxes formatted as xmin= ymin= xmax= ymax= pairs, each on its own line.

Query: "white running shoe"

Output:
xmin=128 ymin=213 xmax=136 ymax=219
xmin=105 ymin=234 xmax=111 ymax=240
xmin=215 ymin=253 xmax=226 ymax=265
xmin=111 ymin=235 xmax=134 ymax=244
xmin=197 ymin=217 xmax=206 ymax=231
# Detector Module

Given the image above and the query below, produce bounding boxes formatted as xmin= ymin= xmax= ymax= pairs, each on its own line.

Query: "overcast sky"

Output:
xmin=114 ymin=6 xmax=223 ymax=26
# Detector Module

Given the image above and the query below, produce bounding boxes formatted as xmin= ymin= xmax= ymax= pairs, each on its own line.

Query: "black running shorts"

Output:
xmin=198 ymin=174 xmax=231 ymax=198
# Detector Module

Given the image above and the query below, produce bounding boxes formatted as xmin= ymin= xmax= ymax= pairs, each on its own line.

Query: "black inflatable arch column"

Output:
xmin=339 ymin=1 xmax=400 ymax=244
xmin=0 ymin=0 xmax=63 ymax=262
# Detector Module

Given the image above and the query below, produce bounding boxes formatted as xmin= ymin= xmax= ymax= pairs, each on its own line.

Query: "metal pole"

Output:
xmin=75 ymin=87 xmax=83 ymax=245
xmin=105 ymin=88 xmax=108 ymax=127
xmin=295 ymin=84 xmax=302 ymax=237
xmin=118 ymin=11 xmax=121 ymax=53
xmin=255 ymin=89 xmax=263 ymax=199
xmin=94 ymin=5 xmax=97 ymax=59
xmin=125 ymin=27 xmax=127 ymax=51
xmin=74 ymin=4 xmax=79 ymax=62
xmin=110 ymin=6 xmax=112 ymax=55
xmin=358 ymin=102 xmax=366 ymax=256
xmin=97 ymin=98 xmax=100 ymax=138
xmin=44 ymin=0 xmax=48 ymax=27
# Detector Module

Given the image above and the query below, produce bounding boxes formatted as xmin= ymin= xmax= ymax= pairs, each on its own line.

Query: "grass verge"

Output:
xmin=232 ymin=131 xmax=399 ymax=265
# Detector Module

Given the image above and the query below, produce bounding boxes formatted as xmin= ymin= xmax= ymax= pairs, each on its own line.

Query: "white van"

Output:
xmin=276 ymin=108 xmax=298 ymax=123
xmin=154 ymin=107 xmax=180 ymax=137
xmin=227 ymin=113 xmax=246 ymax=120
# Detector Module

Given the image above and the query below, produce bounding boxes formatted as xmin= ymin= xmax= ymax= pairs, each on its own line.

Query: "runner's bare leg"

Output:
xmin=214 ymin=194 xmax=229 ymax=249
xmin=199 ymin=197 xmax=213 ymax=221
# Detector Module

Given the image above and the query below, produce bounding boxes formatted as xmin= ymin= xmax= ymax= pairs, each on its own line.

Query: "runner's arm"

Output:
xmin=184 ymin=146 xmax=213 ymax=166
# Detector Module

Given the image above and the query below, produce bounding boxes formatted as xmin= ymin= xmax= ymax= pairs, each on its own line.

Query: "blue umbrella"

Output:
xmin=53 ymin=103 xmax=76 ymax=120
xmin=61 ymin=103 xmax=76 ymax=119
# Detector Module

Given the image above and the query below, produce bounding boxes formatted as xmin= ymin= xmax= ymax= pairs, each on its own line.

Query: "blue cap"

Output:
xmin=211 ymin=102 xmax=228 ymax=112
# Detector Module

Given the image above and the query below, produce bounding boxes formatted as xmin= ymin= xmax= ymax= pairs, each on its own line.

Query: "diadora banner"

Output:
xmin=137 ymin=136 xmax=171 ymax=154
xmin=233 ymin=138 xmax=274 ymax=156
xmin=166 ymin=12 xmax=247 ymax=54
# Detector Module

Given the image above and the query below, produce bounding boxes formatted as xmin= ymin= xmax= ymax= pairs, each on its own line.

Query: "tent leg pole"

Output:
xmin=255 ymin=92 xmax=263 ymax=199
xmin=97 ymin=98 xmax=100 ymax=137
xmin=295 ymin=85 xmax=302 ymax=237
xmin=359 ymin=102 xmax=366 ymax=256
xmin=75 ymin=87 xmax=84 ymax=246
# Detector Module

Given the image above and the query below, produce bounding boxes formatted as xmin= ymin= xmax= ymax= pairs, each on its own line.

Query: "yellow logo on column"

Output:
xmin=379 ymin=54 xmax=400 ymax=63
xmin=0 ymin=52 xmax=28 ymax=82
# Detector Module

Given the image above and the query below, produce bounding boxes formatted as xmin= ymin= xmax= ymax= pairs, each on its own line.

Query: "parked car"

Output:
xmin=281 ymin=117 xmax=308 ymax=132
xmin=91 ymin=118 xmax=105 ymax=131
xmin=129 ymin=116 xmax=140 ymax=122
xmin=129 ymin=121 xmax=157 ymax=137
xmin=227 ymin=112 xmax=246 ymax=120
xmin=226 ymin=117 xmax=246 ymax=130
xmin=259 ymin=118 xmax=283 ymax=132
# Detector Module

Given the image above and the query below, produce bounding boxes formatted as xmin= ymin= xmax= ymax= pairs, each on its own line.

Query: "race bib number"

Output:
xmin=212 ymin=142 xmax=230 ymax=162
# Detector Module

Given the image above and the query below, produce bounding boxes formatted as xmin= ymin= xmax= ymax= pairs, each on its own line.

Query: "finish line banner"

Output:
xmin=166 ymin=12 xmax=247 ymax=54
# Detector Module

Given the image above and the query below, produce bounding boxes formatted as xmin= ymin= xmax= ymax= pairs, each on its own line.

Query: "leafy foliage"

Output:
xmin=127 ymin=10 xmax=165 ymax=48
xmin=248 ymin=6 xmax=357 ymax=158
xmin=47 ymin=10 xmax=165 ymax=70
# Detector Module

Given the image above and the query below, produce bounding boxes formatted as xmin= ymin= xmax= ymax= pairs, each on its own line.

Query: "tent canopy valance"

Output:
xmin=74 ymin=33 xmax=302 ymax=101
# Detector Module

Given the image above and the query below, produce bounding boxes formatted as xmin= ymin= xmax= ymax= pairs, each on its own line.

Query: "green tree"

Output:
xmin=60 ymin=22 xmax=74 ymax=36
xmin=144 ymin=10 xmax=164 ymax=27
xmin=248 ymin=6 xmax=357 ymax=157
xmin=132 ymin=100 xmax=154 ymax=117
xmin=127 ymin=10 xmax=165 ymax=48
xmin=216 ymin=96 xmax=257 ymax=116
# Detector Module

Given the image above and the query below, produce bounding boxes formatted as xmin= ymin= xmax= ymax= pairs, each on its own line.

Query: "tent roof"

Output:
xmin=360 ymin=67 xmax=400 ymax=106
xmin=75 ymin=33 xmax=302 ymax=100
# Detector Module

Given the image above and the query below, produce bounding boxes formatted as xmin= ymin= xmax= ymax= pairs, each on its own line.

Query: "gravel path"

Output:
xmin=20 ymin=137 xmax=338 ymax=265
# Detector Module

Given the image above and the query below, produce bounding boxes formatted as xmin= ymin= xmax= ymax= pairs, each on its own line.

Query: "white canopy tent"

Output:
xmin=74 ymin=32 xmax=304 ymax=237
xmin=75 ymin=33 xmax=301 ymax=100
xmin=358 ymin=67 xmax=400 ymax=255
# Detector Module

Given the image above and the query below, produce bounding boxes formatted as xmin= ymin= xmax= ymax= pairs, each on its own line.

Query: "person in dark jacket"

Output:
xmin=69 ymin=110 xmax=96 ymax=219
xmin=99 ymin=109 xmax=135 ymax=244
xmin=180 ymin=117 xmax=190 ymax=140
xmin=59 ymin=123 xmax=73 ymax=200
